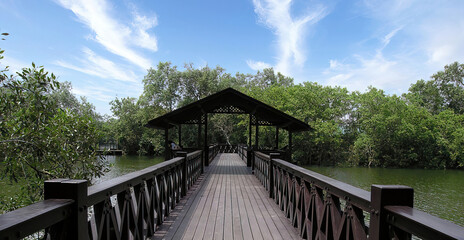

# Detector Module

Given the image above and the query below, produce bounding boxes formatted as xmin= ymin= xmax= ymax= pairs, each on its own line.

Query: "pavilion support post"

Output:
xmin=275 ymin=127 xmax=279 ymax=149
xmin=248 ymin=114 xmax=252 ymax=147
xmin=197 ymin=119 xmax=201 ymax=149
xmin=204 ymin=114 xmax=209 ymax=167
xmin=165 ymin=128 xmax=170 ymax=161
xmin=288 ymin=131 xmax=292 ymax=162
xmin=178 ymin=125 xmax=182 ymax=148
xmin=252 ymin=124 xmax=258 ymax=171
xmin=255 ymin=124 xmax=259 ymax=149
xmin=247 ymin=114 xmax=252 ymax=167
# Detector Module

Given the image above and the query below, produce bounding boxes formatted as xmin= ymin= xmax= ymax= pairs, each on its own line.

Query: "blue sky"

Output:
xmin=1 ymin=0 xmax=464 ymax=115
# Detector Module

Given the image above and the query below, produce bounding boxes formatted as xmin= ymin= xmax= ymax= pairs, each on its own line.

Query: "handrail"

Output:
xmin=208 ymin=144 xmax=219 ymax=164
xmin=216 ymin=144 xmax=238 ymax=153
xmin=253 ymin=151 xmax=464 ymax=240
xmin=0 ymin=199 xmax=74 ymax=239
xmin=238 ymin=145 xmax=252 ymax=167
xmin=0 ymin=150 xmax=204 ymax=240
xmin=385 ymin=206 xmax=464 ymax=240
xmin=272 ymin=157 xmax=371 ymax=210
xmin=87 ymin=156 xmax=184 ymax=205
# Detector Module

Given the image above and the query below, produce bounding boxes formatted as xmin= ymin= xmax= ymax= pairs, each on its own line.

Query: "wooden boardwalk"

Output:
xmin=153 ymin=153 xmax=302 ymax=240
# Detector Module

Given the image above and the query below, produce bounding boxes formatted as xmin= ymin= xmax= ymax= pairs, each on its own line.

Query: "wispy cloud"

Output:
xmin=250 ymin=0 xmax=328 ymax=75
xmin=323 ymin=0 xmax=464 ymax=93
xmin=246 ymin=60 xmax=272 ymax=71
xmin=381 ymin=26 xmax=403 ymax=49
xmin=56 ymin=0 xmax=157 ymax=70
xmin=325 ymin=52 xmax=416 ymax=92
xmin=55 ymin=48 xmax=138 ymax=82
xmin=72 ymin=85 xmax=115 ymax=102
xmin=1 ymin=53 xmax=28 ymax=74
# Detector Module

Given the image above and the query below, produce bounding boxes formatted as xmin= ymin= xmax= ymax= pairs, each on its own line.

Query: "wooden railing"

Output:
xmin=3 ymin=149 xmax=464 ymax=240
xmin=238 ymin=145 xmax=252 ymax=167
xmin=217 ymin=144 xmax=238 ymax=153
xmin=251 ymin=151 xmax=464 ymax=240
xmin=208 ymin=145 xmax=219 ymax=165
xmin=0 ymin=150 xmax=203 ymax=240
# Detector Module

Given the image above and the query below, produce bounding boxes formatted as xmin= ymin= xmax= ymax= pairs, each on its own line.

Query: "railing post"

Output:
xmin=369 ymin=185 xmax=414 ymax=240
xmin=177 ymin=151 xmax=188 ymax=197
xmin=44 ymin=179 xmax=88 ymax=240
xmin=269 ymin=153 xmax=279 ymax=199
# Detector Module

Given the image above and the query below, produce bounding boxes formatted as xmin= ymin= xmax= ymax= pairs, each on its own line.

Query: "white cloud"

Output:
xmin=1 ymin=53 xmax=28 ymax=74
xmin=329 ymin=59 xmax=345 ymax=70
xmin=250 ymin=0 xmax=328 ymax=75
xmin=72 ymin=85 xmax=114 ymax=102
xmin=382 ymin=26 xmax=403 ymax=48
xmin=324 ymin=52 xmax=417 ymax=93
xmin=362 ymin=0 xmax=464 ymax=66
xmin=132 ymin=13 xmax=158 ymax=51
xmin=422 ymin=18 xmax=464 ymax=68
xmin=55 ymin=48 xmax=138 ymax=82
xmin=56 ymin=0 xmax=157 ymax=70
xmin=321 ymin=0 xmax=464 ymax=94
xmin=246 ymin=60 xmax=272 ymax=71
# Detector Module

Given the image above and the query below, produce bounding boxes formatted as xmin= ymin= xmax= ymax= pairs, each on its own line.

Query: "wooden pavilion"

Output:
xmin=145 ymin=87 xmax=311 ymax=161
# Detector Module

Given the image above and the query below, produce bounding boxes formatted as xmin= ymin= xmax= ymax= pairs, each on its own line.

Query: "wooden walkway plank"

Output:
xmin=230 ymin=159 xmax=244 ymax=240
xmin=231 ymin=157 xmax=252 ymax=240
xmin=223 ymin=156 xmax=234 ymax=240
xmin=164 ymin=159 xmax=220 ymax=240
xmin=201 ymin=156 xmax=225 ymax=240
xmin=251 ymin=174 xmax=302 ymax=239
xmin=235 ymin=156 xmax=279 ymax=240
xmin=240 ymin=162 xmax=300 ymax=240
xmin=153 ymin=153 xmax=301 ymax=240
xmin=233 ymin=157 xmax=264 ymax=240
xmin=192 ymin=156 xmax=224 ymax=240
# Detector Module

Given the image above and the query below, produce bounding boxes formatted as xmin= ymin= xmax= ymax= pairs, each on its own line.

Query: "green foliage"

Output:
xmin=406 ymin=62 xmax=464 ymax=114
xmin=0 ymin=54 xmax=107 ymax=212
xmin=107 ymin=60 xmax=464 ymax=170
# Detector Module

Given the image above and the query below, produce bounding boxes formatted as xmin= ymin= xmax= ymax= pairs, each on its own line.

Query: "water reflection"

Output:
xmin=93 ymin=155 xmax=163 ymax=184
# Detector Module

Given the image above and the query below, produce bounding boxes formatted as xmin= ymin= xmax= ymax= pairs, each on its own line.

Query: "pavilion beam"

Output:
xmin=204 ymin=114 xmax=209 ymax=166
xmin=164 ymin=128 xmax=169 ymax=161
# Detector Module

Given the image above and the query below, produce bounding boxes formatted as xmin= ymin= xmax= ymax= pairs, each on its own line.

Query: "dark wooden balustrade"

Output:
xmin=0 ymin=150 xmax=212 ymax=240
xmin=216 ymin=144 xmax=238 ymax=153
xmin=2 ymin=147 xmax=464 ymax=239
xmin=249 ymin=151 xmax=464 ymax=240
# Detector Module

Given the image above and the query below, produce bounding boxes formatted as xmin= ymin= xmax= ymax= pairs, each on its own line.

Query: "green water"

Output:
xmin=93 ymin=155 xmax=164 ymax=184
xmin=0 ymin=155 xmax=164 ymax=197
xmin=305 ymin=166 xmax=464 ymax=227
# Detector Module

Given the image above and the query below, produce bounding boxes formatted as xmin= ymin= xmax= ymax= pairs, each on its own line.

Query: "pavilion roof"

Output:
xmin=145 ymin=88 xmax=311 ymax=132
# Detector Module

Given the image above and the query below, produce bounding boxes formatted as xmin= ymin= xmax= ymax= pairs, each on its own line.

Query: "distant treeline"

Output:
xmin=103 ymin=62 xmax=464 ymax=169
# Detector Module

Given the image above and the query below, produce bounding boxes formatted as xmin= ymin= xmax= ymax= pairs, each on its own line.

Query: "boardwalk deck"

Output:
xmin=153 ymin=153 xmax=302 ymax=240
